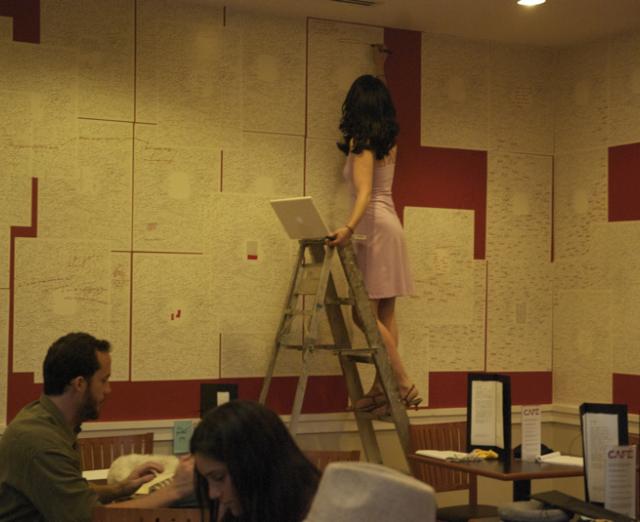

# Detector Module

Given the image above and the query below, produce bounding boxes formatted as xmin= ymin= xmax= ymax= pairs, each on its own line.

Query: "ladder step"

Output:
xmin=355 ymin=410 xmax=394 ymax=422
xmin=280 ymin=343 xmax=350 ymax=351
xmin=337 ymin=348 xmax=377 ymax=363
xmin=336 ymin=348 xmax=377 ymax=354
xmin=325 ymin=297 xmax=353 ymax=306
xmin=284 ymin=309 xmax=313 ymax=317
xmin=341 ymin=354 xmax=374 ymax=363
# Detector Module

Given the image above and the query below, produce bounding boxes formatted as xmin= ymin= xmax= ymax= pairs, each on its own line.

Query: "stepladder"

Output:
xmin=258 ymin=238 xmax=412 ymax=464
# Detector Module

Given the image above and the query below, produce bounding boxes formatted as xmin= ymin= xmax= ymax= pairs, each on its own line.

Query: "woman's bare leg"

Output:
xmin=351 ymin=307 xmax=385 ymax=409
xmin=353 ymin=298 xmax=420 ymax=409
xmin=374 ymin=298 xmax=413 ymax=394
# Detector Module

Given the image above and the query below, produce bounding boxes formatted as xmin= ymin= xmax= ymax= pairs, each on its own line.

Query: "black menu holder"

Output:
xmin=466 ymin=373 xmax=512 ymax=461
xmin=579 ymin=402 xmax=628 ymax=505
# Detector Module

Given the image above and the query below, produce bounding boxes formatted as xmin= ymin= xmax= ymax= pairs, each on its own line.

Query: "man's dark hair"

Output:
xmin=43 ymin=332 xmax=111 ymax=395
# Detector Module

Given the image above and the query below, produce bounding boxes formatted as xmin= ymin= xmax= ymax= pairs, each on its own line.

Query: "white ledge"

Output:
xmin=1 ymin=403 xmax=636 ymax=439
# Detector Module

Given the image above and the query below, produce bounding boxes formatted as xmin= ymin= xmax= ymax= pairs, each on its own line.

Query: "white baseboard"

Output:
xmin=1 ymin=403 xmax=636 ymax=439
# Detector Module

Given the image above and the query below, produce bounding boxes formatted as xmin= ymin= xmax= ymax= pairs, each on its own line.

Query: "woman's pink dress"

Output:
xmin=343 ymin=154 xmax=415 ymax=299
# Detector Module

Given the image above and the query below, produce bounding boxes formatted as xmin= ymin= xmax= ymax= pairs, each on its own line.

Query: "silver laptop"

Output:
xmin=270 ymin=196 xmax=330 ymax=240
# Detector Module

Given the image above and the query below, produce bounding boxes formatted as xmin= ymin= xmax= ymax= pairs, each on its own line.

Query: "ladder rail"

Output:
xmin=303 ymin=242 xmax=334 ymax=347
xmin=337 ymin=244 xmax=412 ymax=456
xmin=259 ymin=242 xmax=306 ymax=404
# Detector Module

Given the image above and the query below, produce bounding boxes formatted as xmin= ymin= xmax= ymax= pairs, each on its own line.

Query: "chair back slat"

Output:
xmin=78 ymin=433 xmax=154 ymax=470
xmin=408 ymin=422 xmax=469 ymax=492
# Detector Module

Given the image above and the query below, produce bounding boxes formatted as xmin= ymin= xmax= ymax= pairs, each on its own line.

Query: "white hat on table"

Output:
xmin=304 ymin=461 xmax=436 ymax=522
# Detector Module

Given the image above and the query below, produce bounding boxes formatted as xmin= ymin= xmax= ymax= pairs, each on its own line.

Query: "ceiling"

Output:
xmin=212 ymin=0 xmax=640 ymax=47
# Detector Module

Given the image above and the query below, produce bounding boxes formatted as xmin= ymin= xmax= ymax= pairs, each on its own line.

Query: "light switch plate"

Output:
xmin=173 ymin=420 xmax=193 ymax=455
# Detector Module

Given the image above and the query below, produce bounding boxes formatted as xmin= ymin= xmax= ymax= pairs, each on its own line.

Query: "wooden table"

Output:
xmin=93 ymin=506 xmax=203 ymax=522
xmin=408 ymin=454 xmax=583 ymax=503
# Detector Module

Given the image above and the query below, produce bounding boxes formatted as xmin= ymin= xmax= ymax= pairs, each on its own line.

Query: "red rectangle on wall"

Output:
xmin=613 ymin=373 xmax=640 ymax=414
xmin=609 ymin=143 xmax=640 ymax=222
xmin=428 ymin=371 xmax=552 ymax=408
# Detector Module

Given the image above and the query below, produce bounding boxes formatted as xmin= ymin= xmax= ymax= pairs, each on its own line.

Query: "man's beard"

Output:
xmin=79 ymin=388 xmax=100 ymax=422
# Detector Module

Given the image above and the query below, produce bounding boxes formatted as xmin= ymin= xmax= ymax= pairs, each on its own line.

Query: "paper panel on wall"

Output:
xmin=0 ymin=289 xmax=8 ymax=425
xmin=611 ymin=282 xmax=640 ymax=376
xmin=220 ymin=313 xmax=340 ymax=378
xmin=13 ymin=239 xmax=112 ymax=380
xmin=208 ymin=193 xmax=300 ymax=375
xmin=486 ymin=260 xmax=552 ymax=372
xmin=554 ymin=148 xmax=608 ymax=260
xmin=553 ymin=254 xmax=610 ymax=297
xmin=553 ymin=40 xmax=608 ymax=154
xmin=488 ymin=45 xmax=554 ymax=155
xmin=0 ymin=89 xmax=32 ymax=184
xmin=76 ymin=0 xmax=134 ymax=121
xmin=240 ymin=13 xmax=306 ymax=135
xmin=131 ymin=253 xmax=217 ymax=380
xmin=39 ymin=0 xmax=81 ymax=46
xmin=395 ymin=295 xmax=430 ymax=406
xmin=425 ymin=261 xmax=486 ymax=373
xmin=109 ymin=253 xmax=131 ymax=381
xmin=223 ymin=132 xmax=304 ymax=196
xmin=0 ymin=43 xmax=78 ymax=181
xmin=421 ymin=33 xmax=489 ymax=151
xmin=595 ymin=222 xmax=640 ymax=375
xmin=221 ymin=313 xmax=294 ymax=377
xmin=0 ymin=173 xmax=32 ymax=288
xmin=307 ymin=19 xmax=383 ymax=140
xmin=0 ymin=13 xmax=12 ymax=42
xmin=133 ymin=124 xmax=219 ymax=252
xmin=136 ymin=0 xmax=231 ymax=144
xmin=609 ymin=31 xmax=640 ymax=146
xmin=38 ymin=120 xmax=132 ymax=249
xmin=404 ymin=207 xmax=484 ymax=372
xmin=0 ymin=90 xmax=35 ymax=292
xmin=553 ymin=289 xmax=613 ymax=404
xmin=305 ymin=138 xmax=352 ymax=230
xmin=486 ymin=152 xmax=552 ymax=262
xmin=405 ymin=207 xmax=474 ymax=324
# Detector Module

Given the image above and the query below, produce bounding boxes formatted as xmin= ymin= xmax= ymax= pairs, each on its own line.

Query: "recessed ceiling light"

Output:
xmin=517 ymin=0 xmax=546 ymax=6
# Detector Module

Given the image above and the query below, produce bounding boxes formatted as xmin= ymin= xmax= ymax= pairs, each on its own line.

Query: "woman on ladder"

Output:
xmin=327 ymin=44 xmax=421 ymax=416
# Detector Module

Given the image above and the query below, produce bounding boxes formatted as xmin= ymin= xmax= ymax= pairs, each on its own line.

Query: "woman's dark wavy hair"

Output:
xmin=190 ymin=400 xmax=320 ymax=522
xmin=337 ymin=74 xmax=399 ymax=160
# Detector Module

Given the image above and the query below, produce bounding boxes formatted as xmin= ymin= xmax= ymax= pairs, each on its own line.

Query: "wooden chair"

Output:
xmin=78 ymin=432 xmax=154 ymax=470
xmin=408 ymin=422 xmax=498 ymax=522
xmin=93 ymin=506 xmax=203 ymax=522
xmin=304 ymin=449 xmax=361 ymax=471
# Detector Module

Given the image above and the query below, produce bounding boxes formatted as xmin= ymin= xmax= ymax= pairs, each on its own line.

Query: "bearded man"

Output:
xmin=0 ymin=332 xmax=194 ymax=521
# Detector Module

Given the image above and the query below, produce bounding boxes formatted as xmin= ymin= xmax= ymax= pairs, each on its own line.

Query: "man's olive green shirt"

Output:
xmin=0 ymin=395 xmax=98 ymax=521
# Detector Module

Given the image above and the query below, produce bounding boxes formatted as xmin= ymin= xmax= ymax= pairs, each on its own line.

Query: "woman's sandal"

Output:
xmin=401 ymin=384 xmax=423 ymax=409
xmin=370 ymin=403 xmax=391 ymax=418
xmin=369 ymin=385 xmax=422 ymax=418
xmin=353 ymin=391 xmax=387 ymax=412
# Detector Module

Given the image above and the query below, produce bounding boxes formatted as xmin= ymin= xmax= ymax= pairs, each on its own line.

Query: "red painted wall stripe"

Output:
xmin=429 ymin=371 xmax=552 ymax=409
xmin=8 ymin=178 xmax=39 ymax=418
xmin=613 ymin=373 xmax=640 ymax=414
xmin=609 ymin=142 xmax=640 ymax=222
xmin=8 ymin=373 xmax=348 ymax=421
xmin=384 ymin=28 xmax=488 ymax=260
